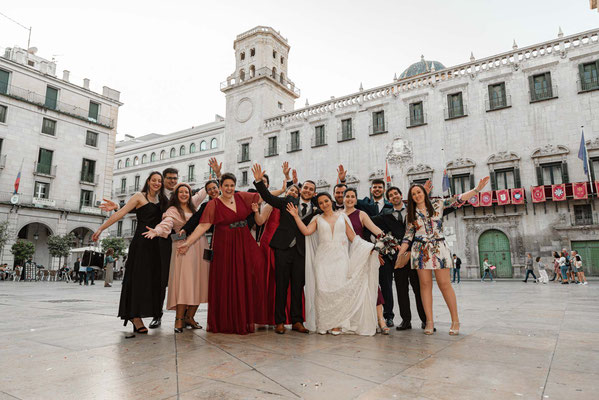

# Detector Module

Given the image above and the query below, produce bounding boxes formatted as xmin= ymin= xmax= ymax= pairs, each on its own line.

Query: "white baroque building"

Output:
xmin=110 ymin=117 xmax=225 ymax=241
xmin=220 ymin=26 xmax=599 ymax=277
xmin=0 ymin=46 xmax=122 ymax=267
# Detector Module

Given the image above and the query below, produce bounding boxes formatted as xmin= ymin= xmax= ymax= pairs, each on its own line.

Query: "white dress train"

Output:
xmin=304 ymin=213 xmax=380 ymax=336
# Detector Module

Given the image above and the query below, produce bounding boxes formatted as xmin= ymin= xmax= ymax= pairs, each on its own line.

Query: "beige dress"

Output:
xmin=154 ymin=207 xmax=209 ymax=308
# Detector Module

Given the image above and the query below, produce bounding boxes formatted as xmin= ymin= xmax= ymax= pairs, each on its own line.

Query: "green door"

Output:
xmin=571 ymin=241 xmax=599 ymax=276
xmin=478 ymin=230 xmax=512 ymax=278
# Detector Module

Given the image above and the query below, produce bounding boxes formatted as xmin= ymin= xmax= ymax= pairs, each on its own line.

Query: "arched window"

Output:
xmin=272 ymin=67 xmax=277 ymax=79
xmin=141 ymin=154 xmax=147 ymax=164
xmin=239 ymin=69 xmax=245 ymax=82
xmin=180 ymin=145 xmax=186 ymax=156
xmin=210 ymin=138 xmax=218 ymax=149
xmin=150 ymin=152 xmax=156 ymax=162
xmin=280 ymin=72 xmax=285 ymax=84
xmin=189 ymin=143 xmax=196 ymax=153
xmin=133 ymin=156 xmax=139 ymax=165
xmin=249 ymin=65 xmax=255 ymax=78
xmin=160 ymin=150 xmax=166 ymax=160
xmin=200 ymin=140 xmax=207 ymax=151
xmin=117 ymin=160 xmax=122 ymax=169
xmin=170 ymin=148 xmax=176 ymax=158
xmin=125 ymin=158 xmax=131 ymax=167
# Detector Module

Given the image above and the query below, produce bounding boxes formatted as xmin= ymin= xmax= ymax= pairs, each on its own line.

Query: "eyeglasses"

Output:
xmin=165 ymin=177 xmax=179 ymax=181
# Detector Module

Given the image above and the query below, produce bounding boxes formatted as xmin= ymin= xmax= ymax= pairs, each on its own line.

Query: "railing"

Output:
xmin=235 ymin=26 xmax=287 ymax=43
xmin=311 ymin=133 xmax=327 ymax=148
xmin=530 ymin=85 xmax=558 ymax=102
xmin=0 ymin=191 xmax=104 ymax=215
xmin=0 ymin=83 xmax=114 ymax=128
xmin=237 ymin=152 xmax=251 ymax=163
xmin=33 ymin=162 xmax=57 ymax=177
xmin=80 ymin=173 xmax=99 ymax=185
xmin=180 ymin=175 xmax=197 ymax=184
xmin=221 ymin=67 xmax=300 ymax=97
xmin=264 ymin=28 xmax=599 ymax=129
xmin=286 ymin=141 xmax=301 ymax=152
xmin=369 ymin=118 xmax=388 ymax=135
xmin=337 ymin=127 xmax=354 ymax=142
xmin=128 ymin=185 xmax=140 ymax=193
xmin=444 ymin=104 xmax=468 ymax=120
xmin=204 ymin=171 xmax=216 ymax=180
xmin=485 ymin=94 xmax=512 ymax=111
xmin=406 ymin=113 xmax=427 ymax=128
xmin=578 ymin=75 xmax=599 ymax=92
xmin=117 ymin=187 xmax=128 ymax=195
xmin=0 ymin=154 xmax=6 ymax=169
xmin=264 ymin=146 xmax=278 ymax=157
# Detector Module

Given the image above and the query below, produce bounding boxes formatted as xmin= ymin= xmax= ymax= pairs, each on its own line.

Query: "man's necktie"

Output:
xmin=301 ymin=203 xmax=308 ymax=217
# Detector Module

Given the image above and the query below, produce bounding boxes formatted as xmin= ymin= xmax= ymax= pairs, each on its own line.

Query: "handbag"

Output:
xmin=203 ymin=231 xmax=214 ymax=261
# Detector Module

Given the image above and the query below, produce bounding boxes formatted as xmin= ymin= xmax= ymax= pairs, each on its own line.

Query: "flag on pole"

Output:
xmin=13 ymin=159 xmax=23 ymax=194
xmin=384 ymin=160 xmax=391 ymax=188
xmin=578 ymin=129 xmax=589 ymax=178
xmin=442 ymin=169 xmax=450 ymax=193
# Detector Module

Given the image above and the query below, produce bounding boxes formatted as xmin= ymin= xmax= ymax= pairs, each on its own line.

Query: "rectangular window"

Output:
xmin=409 ymin=102 xmax=424 ymax=126
xmin=488 ymin=82 xmax=507 ymax=110
xmin=81 ymin=159 xmax=96 ymax=183
xmin=240 ymin=143 xmax=250 ymax=162
xmin=88 ymin=101 xmax=99 ymax=121
xmin=314 ymin=125 xmax=326 ymax=146
xmin=117 ymin=221 xmax=123 ymax=236
xmin=289 ymin=130 xmax=300 ymax=151
xmin=120 ymin=178 xmax=127 ymax=193
xmin=341 ymin=118 xmax=353 ymax=140
xmin=0 ymin=104 xmax=6 ymax=123
xmin=451 ymin=173 xmax=471 ymax=195
xmin=267 ymin=136 xmax=278 ymax=156
xmin=45 ymin=86 xmax=58 ymax=109
xmin=188 ymin=164 xmax=195 ymax=181
xmin=574 ymin=204 xmax=593 ymax=226
xmin=529 ymin=72 xmax=553 ymax=101
xmin=372 ymin=111 xmax=385 ymax=133
xmin=134 ymin=175 xmax=140 ymax=191
xmin=131 ymin=219 xmax=137 ymax=233
xmin=0 ymin=69 xmax=9 ymax=94
xmin=495 ymin=168 xmax=515 ymax=190
xmin=579 ymin=61 xmax=599 ymax=91
xmin=37 ymin=148 xmax=53 ymax=175
xmin=34 ymin=182 xmax=49 ymax=199
xmin=412 ymin=178 xmax=429 ymax=186
xmin=41 ymin=118 xmax=56 ymax=135
xmin=447 ymin=92 xmax=464 ymax=119
xmin=85 ymin=131 xmax=98 ymax=147
xmin=241 ymin=170 xmax=248 ymax=186
xmin=592 ymin=157 xmax=599 ymax=181
xmin=541 ymin=163 xmax=563 ymax=185
xmin=80 ymin=189 xmax=93 ymax=207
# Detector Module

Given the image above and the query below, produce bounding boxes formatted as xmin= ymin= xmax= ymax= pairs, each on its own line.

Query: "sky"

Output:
xmin=1 ymin=1 xmax=597 ymax=139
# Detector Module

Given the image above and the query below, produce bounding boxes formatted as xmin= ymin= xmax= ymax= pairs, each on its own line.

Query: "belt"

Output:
xmin=413 ymin=237 xmax=445 ymax=243
xmin=229 ymin=221 xmax=248 ymax=229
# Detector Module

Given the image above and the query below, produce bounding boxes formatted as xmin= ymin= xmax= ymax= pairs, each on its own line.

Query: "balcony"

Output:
xmin=406 ymin=113 xmax=427 ymax=128
xmin=204 ymin=171 xmax=216 ymax=180
xmin=180 ymin=175 xmax=197 ymax=184
xmin=369 ymin=118 xmax=388 ymax=135
xmin=485 ymin=94 xmax=512 ymax=112
xmin=444 ymin=104 xmax=468 ymax=120
xmin=311 ymin=134 xmax=327 ymax=148
xmin=237 ymin=152 xmax=251 ymax=163
xmin=578 ymin=76 xmax=599 ymax=92
xmin=0 ymin=83 xmax=115 ymax=128
xmin=220 ymin=67 xmax=301 ymax=97
xmin=80 ymin=173 xmax=99 ymax=186
xmin=0 ymin=191 xmax=105 ymax=215
xmin=337 ymin=128 xmax=354 ymax=142
xmin=117 ymin=187 xmax=128 ymax=196
xmin=128 ymin=185 xmax=140 ymax=193
xmin=286 ymin=141 xmax=302 ymax=153
xmin=529 ymin=85 xmax=558 ymax=103
xmin=264 ymin=146 xmax=278 ymax=157
xmin=33 ymin=162 xmax=57 ymax=177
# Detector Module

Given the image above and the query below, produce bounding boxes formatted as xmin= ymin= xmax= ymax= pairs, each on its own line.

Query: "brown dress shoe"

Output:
xmin=274 ymin=324 xmax=286 ymax=334
xmin=292 ymin=322 xmax=309 ymax=334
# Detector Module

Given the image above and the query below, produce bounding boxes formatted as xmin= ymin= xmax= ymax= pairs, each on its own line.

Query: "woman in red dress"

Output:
xmin=178 ymin=173 xmax=263 ymax=334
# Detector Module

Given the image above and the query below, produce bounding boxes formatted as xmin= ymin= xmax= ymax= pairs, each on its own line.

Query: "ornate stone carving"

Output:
xmin=446 ymin=157 xmax=475 ymax=170
xmin=368 ymin=169 xmax=385 ymax=180
xmin=487 ymin=151 xmax=520 ymax=164
xmin=315 ymin=179 xmax=330 ymax=189
xmin=587 ymin=137 xmax=599 ymax=151
xmin=346 ymin=174 xmax=359 ymax=184
xmin=386 ymin=138 xmax=413 ymax=165
xmin=531 ymin=144 xmax=569 ymax=158
xmin=407 ymin=164 xmax=433 ymax=175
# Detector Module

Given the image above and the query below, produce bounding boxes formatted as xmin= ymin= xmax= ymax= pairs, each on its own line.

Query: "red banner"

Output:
xmin=531 ymin=186 xmax=546 ymax=203
xmin=572 ymin=182 xmax=588 ymax=199
xmin=596 ymin=181 xmax=599 ymax=196
xmin=552 ymin=184 xmax=566 ymax=201
xmin=480 ymin=191 xmax=493 ymax=207
xmin=496 ymin=189 xmax=510 ymax=205
xmin=511 ymin=188 xmax=525 ymax=204
xmin=468 ymin=193 xmax=480 ymax=207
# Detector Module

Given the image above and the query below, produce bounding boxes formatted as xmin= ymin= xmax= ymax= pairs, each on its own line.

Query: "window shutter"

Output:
xmin=578 ymin=63 xmax=586 ymax=89
xmin=469 ymin=173 xmax=475 ymax=190
xmin=528 ymin=76 xmax=536 ymax=101
xmin=536 ymin=165 xmax=543 ymax=185
xmin=545 ymin=72 xmax=553 ymax=97
xmin=514 ymin=167 xmax=521 ymax=188
xmin=450 ymin=176 xmax=456 ymax=195
xmin=487 ymin=85 xmax=494 ymax=108
xmin=490 ymin=170 xmax=497 ymax=190
xmin=591 ymin=158 xmax=597 ymax=182
xmin=561 ymin=161 xmax=569 ymax=183
xmin=0 ymin=69 xmax=9 ymax=94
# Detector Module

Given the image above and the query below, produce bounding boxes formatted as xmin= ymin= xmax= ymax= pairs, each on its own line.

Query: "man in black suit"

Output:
xmin=332 ymin=165 xmax=348 ymax=210
xmin=252 ymin=163 xmax=318 ymax=334
xmin=357 ymin=178 xmax=393 ymax=217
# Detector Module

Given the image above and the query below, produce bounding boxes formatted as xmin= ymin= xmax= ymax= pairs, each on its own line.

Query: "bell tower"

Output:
xmin=221 ymin=26 xmax=300 ymax=179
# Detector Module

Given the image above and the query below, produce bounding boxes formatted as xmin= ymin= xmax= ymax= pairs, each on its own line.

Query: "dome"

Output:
xmin=399 ymin=56 xmax=445 ymax=79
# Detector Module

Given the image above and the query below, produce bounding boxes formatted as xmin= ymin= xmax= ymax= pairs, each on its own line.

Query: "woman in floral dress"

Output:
xmin=397 ymin=177 xmax=489 ymax=336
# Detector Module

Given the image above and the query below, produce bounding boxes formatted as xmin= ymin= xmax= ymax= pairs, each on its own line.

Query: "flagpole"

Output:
xmin=581 ymin=126 xmax=594 ymax=196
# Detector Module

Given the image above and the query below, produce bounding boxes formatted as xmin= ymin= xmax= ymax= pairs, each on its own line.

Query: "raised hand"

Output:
xmin=337 ymin=164 xmax=347 ymax=182
xmin=423 ymin=180 xmax=433 ymax=194
xmin=286 ymin=203 xmax=299 ymax=217
xmin=476 ymin=176 xmax=490 ymax=192
xmin=251 ymin=203 xmax=259 ymax=213
xmin=282 ymin=161 xmax=291 ymax=179
xmin=142 ymin=226 xmax=158 ymax=239
xmin=208 ymin=157 xmax=222 ymax=178
xmin=252 ymin=163 xmax=265 ymax=182
xmin=99 ymin=198 xmax=118 ymax=212
xmin=281 ymin=179 xmax=288 ymax=192
xmin=292 ymin=169 xmax=298 ymax=184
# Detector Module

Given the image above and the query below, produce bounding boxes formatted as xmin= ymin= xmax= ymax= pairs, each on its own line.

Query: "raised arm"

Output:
xmin=252 ymin=203 xmax=273 ymax=226
xmin=359 ymin=211 xmax=383 ymax=236
xmin=92 ymin=193 xmax=144 ymax=241
xmin=253 ymin=164 xmax=285 ymax=209
xmin=456 ymin=177 xmax=490 ymax=204
xmin=286 ymin=203 xmax=317 ymax=236
xmin=208 ymin=157 xmax=222 ymax=180
xmin=269 ymin=180 xmax=287 ymax=197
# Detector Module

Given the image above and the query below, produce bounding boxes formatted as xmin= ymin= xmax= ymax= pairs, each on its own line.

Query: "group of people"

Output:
xmin=91 ymin=157 xmax=490 ymax=337
xmin=530 ymin=250 xmax=589 ymax=285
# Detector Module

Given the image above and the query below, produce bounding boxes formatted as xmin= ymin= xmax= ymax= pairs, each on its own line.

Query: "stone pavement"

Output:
xmin=0 ymin=280 xmax=598 ymax=400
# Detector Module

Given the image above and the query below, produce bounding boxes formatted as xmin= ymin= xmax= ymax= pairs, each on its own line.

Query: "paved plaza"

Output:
xmin=0 ymin=279 xmax=598 ymax=400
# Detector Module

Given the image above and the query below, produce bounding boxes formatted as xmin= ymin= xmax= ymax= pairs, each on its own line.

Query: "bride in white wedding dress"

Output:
xmin=286 ymin=193 xmax=380 ymax=336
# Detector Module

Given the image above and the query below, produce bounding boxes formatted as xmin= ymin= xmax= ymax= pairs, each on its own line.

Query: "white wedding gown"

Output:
xmin=304 ymin=213 xmax=380 ymax=336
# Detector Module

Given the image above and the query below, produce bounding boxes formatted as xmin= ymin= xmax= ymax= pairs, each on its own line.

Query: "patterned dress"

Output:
xmin=402 ymin=197 xmax=464 ymax=270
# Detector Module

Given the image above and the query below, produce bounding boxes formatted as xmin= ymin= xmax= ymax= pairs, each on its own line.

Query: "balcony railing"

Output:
xmin=204 ymin=171 xmax=216 ymax=180
xmin=286 ymin=141 xmax=302 ymax=153
xmin=486 ymin=94 xmax=512 ymax=111
xmin=311 ymin=133 xmax=327 ymax=148
xmin=0 ymin=83 xmax=114 ymax=128
xmin=220 ymin=67 xmax=301 ymax=97
xmin=337 ymin=128 xmax=354 ymax=142
xmin=33 ymin=162 xmax=57 ymax=177
xmin=181 ymin=175 xmax=197 ymax=184
xmin=117 ymin=187 xmax=128 ymax=196
xmin=406 ymin=113 xmax=427 ymax=128
xmin=237 ymin=152 xmax=251 ymax=163
xmin=369 ymin=118 xmax=388 ymax=135
xmin=80 ymin=173 xmax=99 ymax=185
xmin=0 ymin=191 xmax=104 ymax=215
xmin=444 ymin=104 xmax=468 ymax=120
xmin=128 ymin=185 xmax=140 ymax=193
xmin=530 ymin=85 xmax=558 ymax=102
xmin=264 ymin=146 xmax=278 ymax=157
xmin=578 ymin=76 xmax=599 ymax=92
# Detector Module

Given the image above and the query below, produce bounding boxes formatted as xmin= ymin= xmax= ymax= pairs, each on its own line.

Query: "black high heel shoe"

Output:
xmin=124 ymin=319 xmax=148 ymax=335
xmin=185 ymin=317 xmax=202 ymax=330
xmin=174 ymin=318 xmax=185 ymax=333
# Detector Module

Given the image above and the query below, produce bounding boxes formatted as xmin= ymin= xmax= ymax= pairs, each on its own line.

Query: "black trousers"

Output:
xmin=394 ymin=266 xmax=426 ymax=324
xmin=379 ymin=258 xmax=395 ymax=320
xmin=274 ymin=246 xmax=304 ymax=325
xmin=524 ymin=270 xmax=537 ymax=282
xmin=157 ymin=237 xmax=172 ymax=318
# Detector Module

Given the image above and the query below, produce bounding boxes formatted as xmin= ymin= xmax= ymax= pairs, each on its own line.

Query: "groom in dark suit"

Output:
xmin=252 ymin=164 xmax=319 ymax=334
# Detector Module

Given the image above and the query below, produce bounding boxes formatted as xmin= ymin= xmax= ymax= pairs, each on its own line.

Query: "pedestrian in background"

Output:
xmin=523 ymin=253 xmax=537 ymax=283
xmin=104 ymin=248 xmax=115 ymax=288
xmin=559 ymin=252 xmax=569 ymax=285
xmin=572 ymin=251 xmax=588 ymax=285
xmin=536 ymin=257 xmax=548 ymax=284
xmin=481 ymin=258 xmax=493 ymax=282
xmin=452 ymin=254 xmax=461 ymax=283
xmin=549 ymin=251 xmax=560 ymax=282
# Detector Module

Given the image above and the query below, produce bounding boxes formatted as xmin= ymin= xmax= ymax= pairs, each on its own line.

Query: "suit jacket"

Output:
xmin=356 ymin=196 xmax=393 ymax=217
xmin=255 ymin=180 xmax=320 ymax=256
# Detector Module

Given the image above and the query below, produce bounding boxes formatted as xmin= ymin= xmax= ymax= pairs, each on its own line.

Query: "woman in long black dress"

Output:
xmin=92 ymin=171 xmax=168 ymax=335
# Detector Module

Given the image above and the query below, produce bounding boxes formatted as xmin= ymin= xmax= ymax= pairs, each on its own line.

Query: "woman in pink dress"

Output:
xmin=177 ymin=173 xmax=263 ymax=335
